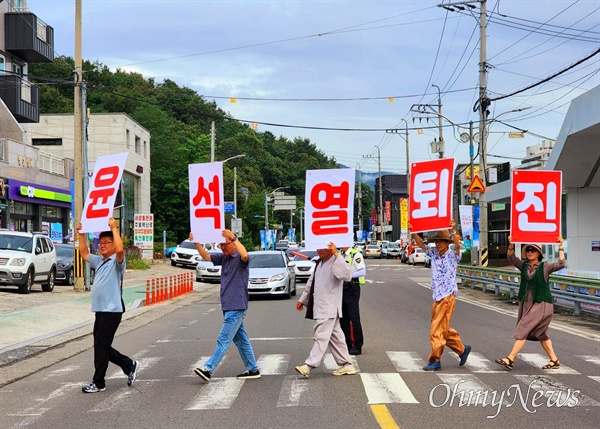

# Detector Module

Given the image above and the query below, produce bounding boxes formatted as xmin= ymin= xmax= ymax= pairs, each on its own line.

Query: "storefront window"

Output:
xmin=41 ymin=205 xmax=64 ymax=218
xmin=13 ymin=201 xmax=34 ymax=215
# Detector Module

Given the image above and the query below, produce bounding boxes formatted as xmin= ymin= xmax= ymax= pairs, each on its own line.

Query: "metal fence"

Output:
xmin=456 ymin=265 xmax=600 ymax=315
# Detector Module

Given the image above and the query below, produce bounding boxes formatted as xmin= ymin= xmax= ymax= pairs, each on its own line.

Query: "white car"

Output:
xmin=195 ymin=250 xmax=223 ymax=282
xmin=290 ymin=249 xmax=318 ymax=282
xmin=171 ymin=240 xmax=219 ymax=267
xmin=408 ymin=248 xmax=427 ymax=265
xmin=0 ymin=231 xmax=57 ymax=294
xmin=248 ymin=251 xmax=296 ymax=299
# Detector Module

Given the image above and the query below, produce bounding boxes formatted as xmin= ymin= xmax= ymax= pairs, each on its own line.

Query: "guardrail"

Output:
xmin=145 ymin=272 xmax=194 ymax=306
xmin=456 ymin=265 xmax=600 ymax=315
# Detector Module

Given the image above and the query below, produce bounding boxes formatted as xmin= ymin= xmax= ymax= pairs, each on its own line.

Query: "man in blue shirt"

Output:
xmin=77 ymin=218 xmax=139 ymax=393
xmin=411 ymin=220 xmax=471 ymax=371
xmin=191 ymin=229 xmax=260 ymax=381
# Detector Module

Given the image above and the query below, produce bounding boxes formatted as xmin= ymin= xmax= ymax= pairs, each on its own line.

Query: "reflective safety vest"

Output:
xmin=344 ymin=248 xmax=365 ymax=285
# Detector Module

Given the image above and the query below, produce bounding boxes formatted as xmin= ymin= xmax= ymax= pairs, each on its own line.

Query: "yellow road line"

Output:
xmin=370 ymin=404 xmax=401 ymax=429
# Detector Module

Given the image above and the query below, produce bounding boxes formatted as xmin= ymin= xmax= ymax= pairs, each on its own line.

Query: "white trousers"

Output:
xmin=305 ymin=316 xmax=352 ymax=368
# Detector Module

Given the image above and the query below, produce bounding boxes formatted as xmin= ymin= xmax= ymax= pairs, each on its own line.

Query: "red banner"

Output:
xmin=409 ymin=158 xmax=455 ymax=233
xmin=510 ymin=170 xmax=561 ymax=244
xmin=385 ymin=201 xmax=391 ymax=222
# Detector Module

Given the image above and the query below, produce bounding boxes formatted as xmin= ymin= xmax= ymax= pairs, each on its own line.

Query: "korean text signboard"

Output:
xmin=409 ymin=158 xmax=455 ymax=233
xmin=510 ymin=170 xmax=561 ymax=244
xmin=134 ymin=214 xmax=154 ymax=259
xmin=305 ymin=168 xmax=355 ymax=249
xmin=80 ymin=152 xmax=128 ymax=232
xmin=189 ymin=162 xmax=224 ymax=243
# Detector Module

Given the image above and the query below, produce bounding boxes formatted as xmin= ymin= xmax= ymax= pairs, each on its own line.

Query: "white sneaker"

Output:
xmin=332 ymin=365 xmax=357 ymax=376
xmin=295 ymin=364 xmax=311 ymax=378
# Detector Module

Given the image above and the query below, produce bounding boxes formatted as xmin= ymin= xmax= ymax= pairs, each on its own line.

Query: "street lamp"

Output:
xmin=265 ymin=186 xmax=289 ymax=249
xmin=221 ymin=154 xmax=246 ymax=219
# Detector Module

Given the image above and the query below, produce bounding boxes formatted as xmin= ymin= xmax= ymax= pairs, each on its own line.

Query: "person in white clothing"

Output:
xmin=295 ymin=242 xmax=356 ymax=377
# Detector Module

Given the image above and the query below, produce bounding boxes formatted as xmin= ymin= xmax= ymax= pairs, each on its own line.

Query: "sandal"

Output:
xmin=495 ymin=357 xmax=514 ymax=370
xmin=542 ymin=359 xmax=560 ymax=369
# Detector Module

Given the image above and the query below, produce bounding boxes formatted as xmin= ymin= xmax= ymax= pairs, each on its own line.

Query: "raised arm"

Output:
xmin=108 ymin=218 xmax=124 ymax=263
xmin=408 ymin=224 xmax=426 ymax=251
xmin=76 ymin=222 xmax=89 ymax=262
xmin=450 ymin=219 xmax=460 ymax=255
xmin=223 ymin=229 xmax=248 ymax=263
xmin=189 ymin=232 xmax=211 ymax=261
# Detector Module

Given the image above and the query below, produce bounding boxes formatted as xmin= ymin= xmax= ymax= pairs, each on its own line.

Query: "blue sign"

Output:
xmin=224 ymin=203 xmax=235 ymax=213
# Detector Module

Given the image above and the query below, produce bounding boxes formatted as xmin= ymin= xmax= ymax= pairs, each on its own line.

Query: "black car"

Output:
xmin=55 ymin=244 xmax=95 ymax=285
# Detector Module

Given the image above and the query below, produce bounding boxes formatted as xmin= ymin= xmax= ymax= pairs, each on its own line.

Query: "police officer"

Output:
xmin=340 ymin=245 xmax=366 ymax=355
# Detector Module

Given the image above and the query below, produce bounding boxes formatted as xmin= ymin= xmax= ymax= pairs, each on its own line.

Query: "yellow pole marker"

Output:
xmin=370 ymin=404 xmax=401 ymax=429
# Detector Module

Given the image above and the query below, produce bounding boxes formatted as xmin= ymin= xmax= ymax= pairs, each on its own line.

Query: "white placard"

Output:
xmin=305 ymin=168 xmax=355 ymax=250
xmin=189 ymin=162 xmax=225 ymax=244
xmin=80 ymin=152 xmax=128 ymax=233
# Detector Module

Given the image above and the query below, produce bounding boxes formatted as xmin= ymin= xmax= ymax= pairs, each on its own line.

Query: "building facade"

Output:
xmin=0 ymin=0 xmax=69 ymax=238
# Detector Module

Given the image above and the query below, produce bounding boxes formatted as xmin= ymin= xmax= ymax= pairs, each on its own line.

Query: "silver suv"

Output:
xmin=0 ymin=231 xmax=57 ymax=294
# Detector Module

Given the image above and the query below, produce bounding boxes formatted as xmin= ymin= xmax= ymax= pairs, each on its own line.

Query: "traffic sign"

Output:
xmin=467 ymin=175 xmax=485 ymax=193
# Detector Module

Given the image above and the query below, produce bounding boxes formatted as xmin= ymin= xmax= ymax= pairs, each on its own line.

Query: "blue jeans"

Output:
xmin=204 ymin=310 xmax=258 ymax=372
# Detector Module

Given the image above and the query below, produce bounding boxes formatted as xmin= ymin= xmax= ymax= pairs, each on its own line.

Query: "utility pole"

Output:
xmin=357 ymin=169 xmax=363 ymax=233
xmin=432 ymin=84 xmax=444 ymax=158
xmin=439 ymin=0 xmax=488 ymax=266
xmin=362 ymin=148 xmax=384 ymax=242
xmin=73 ymin=0 xmax=84 ymax=292
xmin=385 ymin=120 xmax=410 ymax=244
xmin=210 ymin=121 xmax=215 ymax=162
xmin=477 ymin=0 xmax=489 ymax=267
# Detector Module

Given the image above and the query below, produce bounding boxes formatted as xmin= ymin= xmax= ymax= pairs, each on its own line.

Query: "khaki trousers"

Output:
xmin=305 ymin=316 xmax=352 ymax=368
xmin=428 ymin=294 xmax=465 ymax=362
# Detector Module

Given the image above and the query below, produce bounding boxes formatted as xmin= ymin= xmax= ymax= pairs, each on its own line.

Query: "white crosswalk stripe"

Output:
xmin=323 ymin=353 xmax=360 ymax=372
xmin=513 ymin=375 xmax=600 ymax=407
xmin=576 ymin=355 xmax=600 ymax=365
xmin=518 ymin=353 xmax=579 ymax=374
xmin=277 ymin=376 xmax=323 ymax=407
xmin=360 ymin=373 xmax=419 ymax=404
xmin=436 ymin=374 xmax=509 ymax=406
xmin=449 ymin=352 xmax=504 ymax=373
xmin=257 ymin=354 xmax=291 ymax=375
xmin=182 ymin=356 xmax=228 ymax=377
xmin=386 ymin=351 xmax=425 ymax=372
xmin=186 ymin=378 xmax=245 ymax=410
xmin=107 ymin=356 xmax=163 ymax=379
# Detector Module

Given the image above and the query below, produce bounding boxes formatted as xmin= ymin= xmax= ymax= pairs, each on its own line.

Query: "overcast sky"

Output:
xmin=27 ymin=0 xmax=600 ymax=173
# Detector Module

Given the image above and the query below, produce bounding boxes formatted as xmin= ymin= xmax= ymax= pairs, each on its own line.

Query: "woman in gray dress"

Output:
xmin=495 ymin=236 xmax=565 ymax=370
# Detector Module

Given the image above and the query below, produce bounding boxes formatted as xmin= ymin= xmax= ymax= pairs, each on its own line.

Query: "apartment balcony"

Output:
xmin=4 ymin=12 xmax=54 ymax=63
xmin=0 ymin=75 xmax=39 ymax=123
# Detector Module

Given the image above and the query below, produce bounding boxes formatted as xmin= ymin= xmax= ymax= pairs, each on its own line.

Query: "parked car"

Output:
xmin=380 ymin=242 xmax=390 ymax=258
xmin=247 ymin=251 xmax=296 ymax=299
xmin=170 ymin=240 xmax=217 ymax=267
xmin=364 ymin=244 xmax=382 ymax=259
xmin=55 ymin=243 xmax=95 ymax=285
xmin=274 ymin=241 xmax=289 ymax=251
xmin=408 ymin=248 xmax=427 ymax=265
xmin=290 ymin=249 xmax=318 ymax=282
xmin=354 ymin=242 xmax=366 ymax=253
xmin=386 ymin=242 xmax=402 ymax=259
xmin=0 ymin=231 xmax=57 ymax=294
xmin=195 ymin=250 xmax=223 ymax=283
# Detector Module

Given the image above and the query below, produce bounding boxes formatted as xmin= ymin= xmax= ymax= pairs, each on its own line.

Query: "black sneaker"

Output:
xmin=195 ymin=367 xmax=211 ymax=382
xmin=128 ymin=360 xmax=140 ymax=386
xmin=236 ymin=369 xmax=261 ymax=380
xmin=82 ymin=382 xmax=105 ymax=393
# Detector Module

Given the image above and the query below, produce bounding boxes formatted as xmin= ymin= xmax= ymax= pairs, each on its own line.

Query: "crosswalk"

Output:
xmin=7 ymin=351 xmax=599 ymax=424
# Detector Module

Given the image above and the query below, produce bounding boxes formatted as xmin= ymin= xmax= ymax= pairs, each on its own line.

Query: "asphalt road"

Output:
xmin=1 ymin=258 xmax=599 ymax=429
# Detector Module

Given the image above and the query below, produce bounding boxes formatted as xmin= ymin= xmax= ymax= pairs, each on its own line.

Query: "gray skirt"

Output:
xmin=513 ymin=289 xmax=553 ymax=341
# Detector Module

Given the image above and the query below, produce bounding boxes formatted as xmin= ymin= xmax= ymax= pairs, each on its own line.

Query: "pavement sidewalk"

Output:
xmin=0 ymin=260 xmax=214 ymax=355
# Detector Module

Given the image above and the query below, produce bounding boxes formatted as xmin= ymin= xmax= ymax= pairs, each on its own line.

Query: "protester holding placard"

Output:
xmin=495 ymin=236 xmax=565 ymax=371
xmin=410 ymin=220 xmax=471 ymax=372
xmin=294 ymin=242 xmax=356 ymax=378
xmin=191 ymin=230 xmax=261 ymax=381
xmin=77 ymin=218 xmax=139 ymax=393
